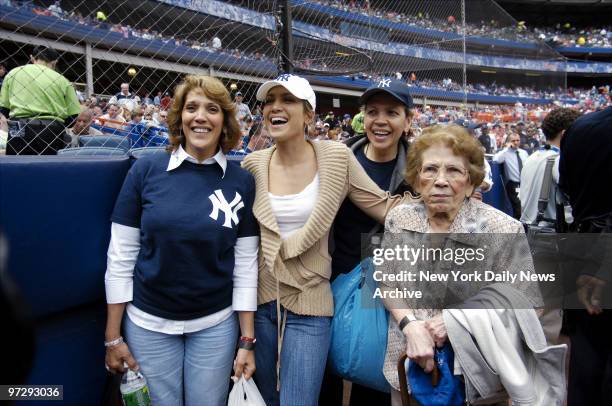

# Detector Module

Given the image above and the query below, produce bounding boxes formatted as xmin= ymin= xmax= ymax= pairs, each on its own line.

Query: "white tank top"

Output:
xmin=269 ymin=173 xmax=319 ymax=240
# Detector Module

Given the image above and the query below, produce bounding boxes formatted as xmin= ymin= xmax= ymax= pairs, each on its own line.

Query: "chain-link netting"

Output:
xmin=0 ymin=0 xmax=567 ymax=155
xmin=0 ymin=0 xmax=282 ymax=155
xmin=287 ymin=0 xmax=566 ymax=98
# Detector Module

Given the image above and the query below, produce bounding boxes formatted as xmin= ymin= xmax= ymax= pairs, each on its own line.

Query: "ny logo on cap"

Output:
xmin=378 ymin=78 xmax=391 ymax=88
xmin=276 ymin=74 xmax=294 ymax=82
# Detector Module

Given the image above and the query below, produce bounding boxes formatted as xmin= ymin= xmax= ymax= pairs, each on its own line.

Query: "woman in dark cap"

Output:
xmin=320 ymin=79 xmax=416 ymax=405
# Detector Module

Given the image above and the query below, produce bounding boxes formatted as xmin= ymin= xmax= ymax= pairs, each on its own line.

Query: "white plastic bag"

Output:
xmin=227 ymin=376 xmax=266 ymax=406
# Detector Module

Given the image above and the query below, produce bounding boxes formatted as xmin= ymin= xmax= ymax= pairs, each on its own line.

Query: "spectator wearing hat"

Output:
xmin=324 ymin=111 xmax=340 ymax=130
xmin=0 ymin=46 xmax=81 ymax=155
xmin=477 ymin=124 xmax=495 ymax=154
xmin=242 ymin=73 xmax=416 ymax=406
xmin=340 ymin=113 xmax=354 ymax=139
xmin=318 ymin=122 xmax=331 ymax=140
xmin=321 ymin=78 xmax=416 ymax=406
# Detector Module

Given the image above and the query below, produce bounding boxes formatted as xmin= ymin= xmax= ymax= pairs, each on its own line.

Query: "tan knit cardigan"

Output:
xmin=242 ymin=140 xmax=416 ymax=317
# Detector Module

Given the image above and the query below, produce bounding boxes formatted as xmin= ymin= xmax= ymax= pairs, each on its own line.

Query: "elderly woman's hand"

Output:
xmin=424 ymin=314 xmax=448 ymax=348
xmin=403 ymin=321 xmax=436 ymax=373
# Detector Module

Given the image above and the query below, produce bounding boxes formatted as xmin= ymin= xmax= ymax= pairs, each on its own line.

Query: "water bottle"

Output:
xmin=120 ymin=363 xmax=151 ymax=406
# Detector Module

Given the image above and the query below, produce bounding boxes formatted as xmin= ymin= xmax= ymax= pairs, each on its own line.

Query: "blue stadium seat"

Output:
xmin=58 ymin=147 xmax=129 ymax=156
xmin=227 ymin=155 xmax=246 ymax=162
xmin=79 ymin=135 xmax=131 ymax=150
xmin=130 ymin=146 xmax=168 ymax=159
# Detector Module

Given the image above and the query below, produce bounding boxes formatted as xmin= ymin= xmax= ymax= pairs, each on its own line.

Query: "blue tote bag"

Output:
xmin=329 ymin=258 xmax=390 ymax=393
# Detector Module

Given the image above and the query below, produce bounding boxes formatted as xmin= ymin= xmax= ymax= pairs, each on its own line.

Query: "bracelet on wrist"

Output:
xmin=239 ymin=336 xmax=256 ymax=342
xmin=104 ymin=336 xmax=124 ymax=348
xmin=238 ymin=337 xmax=256 ymax=351
xmin=398 ymin=314 xmax=417 ymax=332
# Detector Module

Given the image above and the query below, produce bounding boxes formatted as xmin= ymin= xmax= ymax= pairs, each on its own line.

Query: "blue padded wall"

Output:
xmin=0 ymin=156 xmax=130 ymax=406
xmin=0 ymin=156 xmax=130 ymax=318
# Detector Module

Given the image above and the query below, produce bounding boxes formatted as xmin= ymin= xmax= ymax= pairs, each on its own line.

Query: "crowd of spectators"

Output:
xmin=239 ymin=100 xmax=604 ymax=164
xmin=2 ymin=0 xmax=611 ymax=152
xmin=6 ymin=0 xmax=611 ymax=104
xmin=312 ymin=0 xmax=612 ymax=48
xmin=21 ymin=1 xmax=277 ymax=65
xmin=266 ymin=94 xmax=609 ymax=156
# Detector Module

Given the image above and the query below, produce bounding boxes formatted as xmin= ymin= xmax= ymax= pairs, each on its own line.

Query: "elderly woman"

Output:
xmin=104 ymin=75 xmax=258 ymax=405
xmin=379 ymin=124 xmax=564 ymax=405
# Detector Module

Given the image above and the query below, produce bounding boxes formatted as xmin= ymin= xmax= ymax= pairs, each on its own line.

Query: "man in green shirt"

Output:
xmin=351 ymin=108 xmax=365 ymax=136
xmin=0 ymin=46 xmax=81 ymax=155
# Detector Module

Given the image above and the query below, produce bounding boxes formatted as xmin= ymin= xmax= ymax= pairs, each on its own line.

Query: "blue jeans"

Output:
xmin=124 ymin=313 xmax=238 ymax=406
xmin=255 ymin=301 xmax=332 ymax=406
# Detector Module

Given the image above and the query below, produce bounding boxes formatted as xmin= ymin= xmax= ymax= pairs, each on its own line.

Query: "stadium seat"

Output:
xmin=58 ymin=147 xmax=129 ymax=156
xmin=79 ymin=135 xmax=131 ymax=150
xmin=227 ymin=151 xmax=248 ymax=162
xmin=130 ymin=146 xmax=168 ymax=158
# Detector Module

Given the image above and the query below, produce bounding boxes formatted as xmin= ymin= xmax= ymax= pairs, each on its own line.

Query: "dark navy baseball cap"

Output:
xmin=359 ymin=79 xmax=414 ymax=109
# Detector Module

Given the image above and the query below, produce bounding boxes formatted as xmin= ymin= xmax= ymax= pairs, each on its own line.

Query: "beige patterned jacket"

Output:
xmin=378 ymin=199 xmax=543 ymax=391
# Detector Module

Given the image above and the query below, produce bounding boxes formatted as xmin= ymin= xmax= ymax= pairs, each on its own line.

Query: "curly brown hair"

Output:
xmin=405 ymin=124 xmax=485 ymax=189
xmin=541 ymin=108 xmax=581 ymax=141
xmin=167 ymin=75 xmax=241 ymax=153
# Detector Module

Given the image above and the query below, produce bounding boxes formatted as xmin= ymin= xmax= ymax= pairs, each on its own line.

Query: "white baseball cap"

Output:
xmin=256 ymin=74 xmax=316 ymax=111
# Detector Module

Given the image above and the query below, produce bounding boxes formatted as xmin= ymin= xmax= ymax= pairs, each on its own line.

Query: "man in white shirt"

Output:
xmin=109 ymin=83 xmax=140 ymax=112
xmin=520 ymin=108 xmax=581 ymax=225
xmin=234 ymin=92 xmax=251 ymax=134
xmin=493 ymin=132 xmax=529 ymax=219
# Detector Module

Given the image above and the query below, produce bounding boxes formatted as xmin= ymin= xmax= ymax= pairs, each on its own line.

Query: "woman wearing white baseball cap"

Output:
xmin=241 ymin=74 xmax=417 ymax=405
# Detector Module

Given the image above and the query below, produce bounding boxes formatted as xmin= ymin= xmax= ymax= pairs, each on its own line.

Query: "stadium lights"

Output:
xmin=481 ymin=70 xmax=497 ymax=74
xmin=230 ymin=82 xmax=238 ymax=91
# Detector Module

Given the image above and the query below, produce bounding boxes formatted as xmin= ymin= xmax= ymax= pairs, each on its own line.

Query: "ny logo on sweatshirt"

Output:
xmin=208 ymin=190 xmax=244 ymax=228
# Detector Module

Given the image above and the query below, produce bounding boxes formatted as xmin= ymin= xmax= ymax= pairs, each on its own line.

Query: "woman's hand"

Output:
xmin=105 ymin=342 xmax=138 ymax=374
xmin=403 ymin=321 xmax=436 ymax=373
xmin=424 ymin=315 xmax=448 ymax=348
xmin=233 ymin=348 xmax=256 ymax=380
